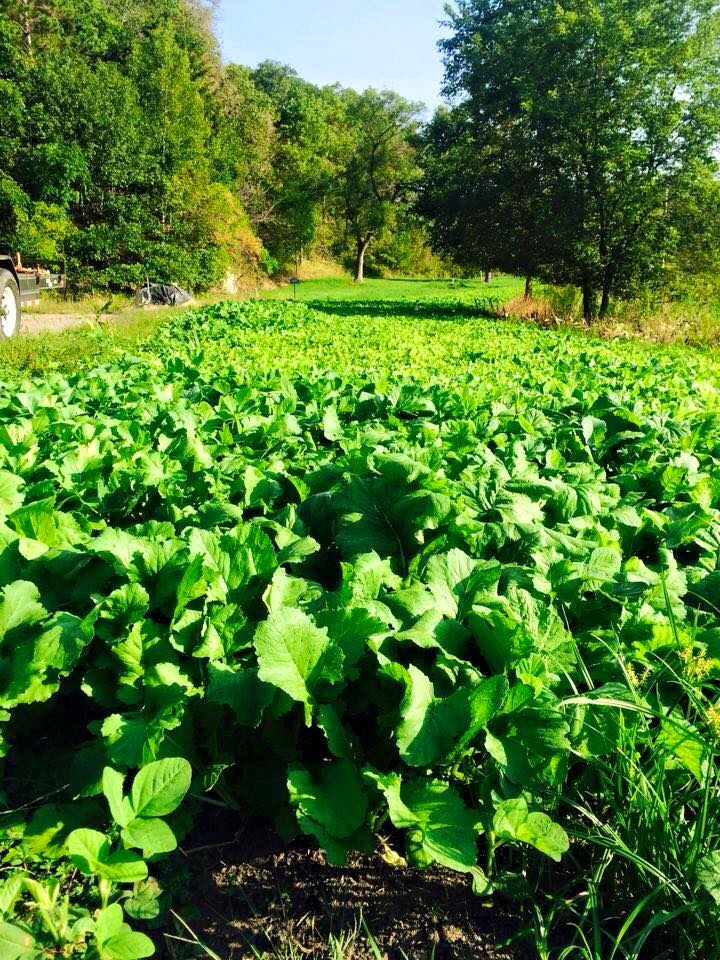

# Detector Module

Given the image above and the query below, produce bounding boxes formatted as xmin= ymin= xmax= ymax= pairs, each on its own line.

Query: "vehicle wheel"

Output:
xmin=0 ymin=269 xmax=21 ymax=338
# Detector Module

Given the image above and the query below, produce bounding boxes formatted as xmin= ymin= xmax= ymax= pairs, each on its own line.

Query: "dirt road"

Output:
xmin=21 ymin=313 xmax=99 ymax=335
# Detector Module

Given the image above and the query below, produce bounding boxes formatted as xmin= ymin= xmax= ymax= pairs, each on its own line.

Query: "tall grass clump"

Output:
xmin=538 ymin=605 xmax=720 ymax=959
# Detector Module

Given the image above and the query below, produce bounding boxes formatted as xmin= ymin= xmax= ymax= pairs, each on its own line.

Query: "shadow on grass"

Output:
xmin=306 ymin=297 xmax=504 ymax=320
xmin=379 ymin=277 xmax=476 ymax=284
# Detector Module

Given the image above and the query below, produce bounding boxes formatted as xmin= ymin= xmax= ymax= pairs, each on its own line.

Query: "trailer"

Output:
xmin=0 ymin=253 xmax=66 ymax=338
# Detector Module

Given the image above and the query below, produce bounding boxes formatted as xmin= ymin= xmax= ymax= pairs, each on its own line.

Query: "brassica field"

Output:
xmin=2 ymin=297 xmax=720 ymax=959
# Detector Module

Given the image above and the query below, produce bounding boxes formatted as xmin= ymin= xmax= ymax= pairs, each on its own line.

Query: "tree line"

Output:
xmin=1 ymin=0 xmax=719 ymax=317
xmin=0 ymin=0 xmax=427 ymax=291
xmin=424 ymin=0 xmax=720 ymax=321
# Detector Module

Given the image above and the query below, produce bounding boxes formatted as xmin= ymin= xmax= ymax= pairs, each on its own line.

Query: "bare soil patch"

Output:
xmin=177 ymin=824 xmax=531 ymax=959
xmin=21 ymin=312 xmax=99 ymax=334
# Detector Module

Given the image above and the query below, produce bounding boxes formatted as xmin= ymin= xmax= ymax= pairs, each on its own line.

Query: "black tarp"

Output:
xmin=137 ymin=283 xmax=193 ymax=307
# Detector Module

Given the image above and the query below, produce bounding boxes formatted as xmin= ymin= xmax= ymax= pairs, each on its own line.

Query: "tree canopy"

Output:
xmin=0 ymin=1 xmax=425 ymax=290
xmin=336 ymin=90 xmax=423 ymax=282
xmin=426 ymin=0 xmax=720 ymax=318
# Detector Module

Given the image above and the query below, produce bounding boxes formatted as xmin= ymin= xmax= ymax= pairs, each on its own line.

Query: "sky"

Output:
xmin=215 ymin=0 xmax=451 ymax=113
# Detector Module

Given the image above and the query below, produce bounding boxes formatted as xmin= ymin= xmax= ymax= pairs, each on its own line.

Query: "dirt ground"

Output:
xmin=21 ymin=312 xmax=100 ymax=334
xmin=19 ymin=298 xmax=205 ymax=336
xmin=173 ymin=823 xmax=532 ymax=960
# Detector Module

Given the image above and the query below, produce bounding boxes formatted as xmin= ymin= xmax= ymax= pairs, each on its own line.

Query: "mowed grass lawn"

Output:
xmin=263 ymin=274 xmax=523 ymax=304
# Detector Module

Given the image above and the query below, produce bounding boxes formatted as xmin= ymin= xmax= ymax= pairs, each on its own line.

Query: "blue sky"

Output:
xmin=215 ymin=0 xmax=451 ymax=112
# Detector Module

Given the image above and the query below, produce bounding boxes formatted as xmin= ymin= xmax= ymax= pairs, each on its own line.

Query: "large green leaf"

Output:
xmin=288 ymin=759 xmax=371 ymax=864
xmin=254 ymin=608 xmax=344 ymax=705
xmin=100 ymin=930 xmax=155 ymax=960
xmin=95 ymin=905 xmax=154 ymax=960
xmin=396 ymin=667 xmax=468 ymax=766
xmin=188 ymin=524 xmax=276 ymax=601
xmin=9 ymin=500 xmax=86 ymax=554
xmin=94 ymin=904 xmax=124 ymax=944
xmin=493 ymin=798 xmax=569 ymax=862
xmin=121 ymin=818 xmax=177 ymax=858
xmin=99 ymin=851 xmax=148 ymax=884
xmin=448 ymin=674 xmax=510 ymax=760
xmin=67 ymin=829 xmax=148 ymax=883
xmin=0 ymin=612 xmax=90 ymax=708
xmin=0 ymin=473 xmax=23 ymax=520
xmin=66 ymin=828 xmax=110 ymax=875
xmin=657 ymin=715 xmax=709 ymax=784
xmin=697 ymin=851 xmax=720 ymax=904
xmin=367 ymin=771 xmax=487 ymax=888
xmin=103 ymin=768 xmax=131 ymax=828
xmin=0 ymin=876 xmax=23 ymax=919
xmin=396 ymin=668 xmax=509 ymax=767
xmin=426 ymin=550 xmax=500 ymax=619
xmin=206 ymin=663 xmax=273 ymax=726
xmin=0 ymin=922 xmax=32 ymax=960
xmin=0 ymin=581 xmax=45 ymax=640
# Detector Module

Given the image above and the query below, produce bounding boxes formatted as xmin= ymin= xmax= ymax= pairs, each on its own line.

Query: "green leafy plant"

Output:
xmin=101 ymin=759 xmax=192 ymax=858
xmin=0 ymin=297 xmax=719 ymax=957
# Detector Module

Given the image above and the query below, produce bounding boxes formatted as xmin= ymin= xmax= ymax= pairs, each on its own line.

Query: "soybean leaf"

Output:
xmin=121 ymin=818 xmax=177 ymax=858
xmin=103 ymin=768 xmax=131 ymax=829
xmin=0 ymin=922 xmax=32 ymax=960
xmin=67 ymin=829 xmax=109 ymax=876
xmin=130 ymin=759 xmax=192 ymax=819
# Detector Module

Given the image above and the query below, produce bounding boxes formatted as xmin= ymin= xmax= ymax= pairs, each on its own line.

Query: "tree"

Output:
xmin=336 ymin=90 xmax=422 ymax=282
xmin=440 ymin=0 xmax=720 ymax=320
xmin=212 ymin=64 xmax=277 ymax=225
xmin=0 ymin=0 xmax=268 ymax=290
xmin=666 ymin=163 xmax=720 ymax=300
xmin=0 ymin=1 xmax=434 ymax=290
xmin=249 ymin=62 xmax=355 ymax=273
xmin=421 ymin=105 xmax=551 ymax=295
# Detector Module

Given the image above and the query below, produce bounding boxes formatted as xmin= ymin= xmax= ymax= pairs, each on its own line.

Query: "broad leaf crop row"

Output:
xmin=1 ymin=300 xmax=719 ymax=956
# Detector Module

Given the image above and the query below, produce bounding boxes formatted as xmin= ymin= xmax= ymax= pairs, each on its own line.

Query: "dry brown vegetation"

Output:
xmin=495 ymin=290 xmax=720 ymax=348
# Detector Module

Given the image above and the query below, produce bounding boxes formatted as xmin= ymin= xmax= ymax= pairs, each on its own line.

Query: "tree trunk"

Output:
xmin=599 ymin=286 xmax=611 ymax=320
xmin=599 ymin=270 xmax=613 ymax=320
xmin=21 ymin=0 xmax=33 ymax=56
xmin=484 ymin=270 xmax=492 ymax=283
xmin=582 ymin=282 xmax=596 ymax=324
xmin=354 ymin=237 xmax=371 ymax=283
xmin=524 ymin=276 xmax=534 ymax=300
